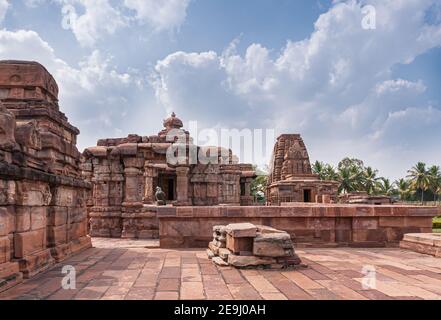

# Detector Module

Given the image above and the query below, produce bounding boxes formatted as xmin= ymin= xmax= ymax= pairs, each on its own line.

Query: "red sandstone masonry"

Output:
xmin=157 ymin=204 xmax=439 ymax=248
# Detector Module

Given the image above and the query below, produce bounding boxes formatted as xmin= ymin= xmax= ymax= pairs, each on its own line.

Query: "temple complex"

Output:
xmin=0 ymin=61 xmax=91 ymax=291
xmin=82 ymin=113 xmax=256 ymax=239
xmin=266 ymin=134 xmax=339 ymax=205
xmin=0 ymin=60 xmax=439 ymax=297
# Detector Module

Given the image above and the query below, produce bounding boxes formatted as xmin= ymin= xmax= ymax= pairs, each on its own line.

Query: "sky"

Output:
xmin=0 ymin=0 xmax=440 ymax=180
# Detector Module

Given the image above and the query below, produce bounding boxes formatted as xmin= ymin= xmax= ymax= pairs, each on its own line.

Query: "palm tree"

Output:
xmin=312 ymin=161 xmax=326 ymax=180
xmin=428 ymin=165 xmax=441 ymax=203
xmin=395 ymin=178 xmax=410 ymax=201
xmin=407 ymin=162 xmax=430 ymax=204
xmin=362 ymin=167 xmax=381 ymax=195
xmin=323 ymin=164 xmax=339 ymax=181
xmin=337 ymin=166 xmax=361 ymax=194
xmin=377 ymin=178 xmax=395 ymax=196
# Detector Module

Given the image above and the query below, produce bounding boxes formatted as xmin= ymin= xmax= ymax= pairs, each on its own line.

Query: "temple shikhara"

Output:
xmin=266 ymin=134 xmax=339 ymax=205
xmin=0 ymin=61 xmax=439 ymax=296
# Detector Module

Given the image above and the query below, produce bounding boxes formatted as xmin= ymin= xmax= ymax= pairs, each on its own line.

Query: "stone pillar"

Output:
xmin=143 ymin=164 xmax=158 ymax=204
xmin=176 ymin=166 xmax=190 ymax=206
xmin=122 ymin=158 xmax=144 ymax=207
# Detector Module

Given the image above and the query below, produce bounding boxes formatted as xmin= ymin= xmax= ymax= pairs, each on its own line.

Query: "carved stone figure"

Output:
xmin=155 ymin=186 xmax=166 ymax=206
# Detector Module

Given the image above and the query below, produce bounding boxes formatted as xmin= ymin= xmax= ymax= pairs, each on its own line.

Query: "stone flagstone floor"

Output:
xmin=0 ymin=238 xmax=440 ymax=300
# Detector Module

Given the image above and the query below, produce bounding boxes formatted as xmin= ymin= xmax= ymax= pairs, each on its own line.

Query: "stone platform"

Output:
xmin=157 ymin=204 xmax=439 ymax=248
xmin=0 ymin=238 xmax=441 ymax=300
xmin=400 ymin=234 xmax=441 ymax=257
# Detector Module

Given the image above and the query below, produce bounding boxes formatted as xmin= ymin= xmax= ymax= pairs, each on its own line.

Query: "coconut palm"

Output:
xmin=337 ymin=166 xmax=360 ymax=194
xmin=362 ymin=166 xmax=381 ymax=195
xmin=312 ymin=161 xmax=326 ymax=180
xmin=377 ymin=178 xmax=395 ymax=196
xmin=395 ymin=178 xmax=411 ymax=201
xmin=323 ymin=164 xmax=339 ymax=181
xmin=428 ymin=165 xmax=441 ymax=203
xmin=407 ymin=162 xmax=431 ymax=203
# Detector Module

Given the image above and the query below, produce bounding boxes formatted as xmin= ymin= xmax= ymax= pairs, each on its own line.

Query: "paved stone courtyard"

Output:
xmin=1 ymin=238 xmax=440 ymax=300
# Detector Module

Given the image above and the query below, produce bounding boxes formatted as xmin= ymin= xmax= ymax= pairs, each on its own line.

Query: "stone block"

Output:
xmin=218 ymin=248 xmax=231 ymax=260
xmin=208 ymin=241 xmax=221 ymax=255
xmin=256 ymin=225 xmax=286 ymax=234
xmin=226 ymin=234 xmax=254 ymax=254
xmin=0 ymin=236 xmax=10 ymax=264
xmin=225 ymin=223 xmax=257 ymax=238
xmin=206 ymin=249 xmax=215 ymax=259
xmin=15 ymin=207 xmax=31 ymax=232
xmin=69 ymin=221 xmax=87 ymax=240
xmin=47 ymin=225 xmax=67 ymax=246
xmin=212 ymin=256 xmax=229 ymax=266
xmin=14 ymin=229 xmax=46 ymax=258
xmin=253 ymin=232 xmax=294 ymax=257
xmin=30 ymin=207 xmax=47 ymax=230
xmin=352 ymin=217 xmax=378 ymax=230
xmin=47 ymin=206 xmax=68 ymax=226
xmin=228 ymin=254 xmax=275 ymax=268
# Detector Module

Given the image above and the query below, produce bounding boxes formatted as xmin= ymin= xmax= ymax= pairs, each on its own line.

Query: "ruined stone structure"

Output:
xmin=0 ymin=61 xmax=91 ymax=292
xmin=266 ymin=134 xmax=339 ymax=205
xmin=207 ymin=223 xmax=302 ymax=269
xmin=82 ymin=113 xmax=256 ymax=239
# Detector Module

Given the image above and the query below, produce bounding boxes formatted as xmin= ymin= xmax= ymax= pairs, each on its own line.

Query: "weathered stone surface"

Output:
xmin=218 ymin=248 xmax=231 ymax=260
xmin=225 ymin=223 xmax=257 ymax=238
xmin=206 ymin=248 xmax=215 ymax=259
xmin=212 ymin=256 xmax=229 ymax=267
xmin=253 ymin=233 xmax=294 ymax=257
xmin=228 ymin=254 xmax=275 ymax=268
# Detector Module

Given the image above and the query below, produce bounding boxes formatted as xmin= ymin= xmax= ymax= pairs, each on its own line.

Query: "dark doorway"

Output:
xmin=303 ymin=189 xmax=312 ymax=203
xmin=167 ymin=179 xmax=175 ymax=201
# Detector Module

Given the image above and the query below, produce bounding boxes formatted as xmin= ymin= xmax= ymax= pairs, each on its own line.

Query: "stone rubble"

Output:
xmin=207 ymin=223 xmax=303 ymax=269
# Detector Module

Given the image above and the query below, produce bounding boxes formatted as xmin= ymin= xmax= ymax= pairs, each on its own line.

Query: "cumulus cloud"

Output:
xmin=152 ymin=0 xmax=441 ymax=178
xmin=0 ymin=0 xmax=9 ymax=24
xmin=26 ymin=0 xmax=191 ymax=47
xmin=0 ymin=29 xmax=145 ymax=148
xmin=57 ymin=0 xmax=126 ymax=47
xmin=123 ymin=0 xmax=191 ymax=31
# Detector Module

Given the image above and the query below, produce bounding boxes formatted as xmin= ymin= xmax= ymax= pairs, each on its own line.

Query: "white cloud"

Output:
xmin=58 ymin=0 xmax=126 ymax=47
xmin=0 ymin=0 xmax=9 ymax=24
xmin=152 ymin=0 xmax=441 ymax=178
xmin=123 ymin=0 xmax=191 ymax=31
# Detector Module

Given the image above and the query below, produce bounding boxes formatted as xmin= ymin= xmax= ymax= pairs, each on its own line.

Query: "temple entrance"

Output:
xmin=157 ymin=173 xmax=176 ymax=201
xmin=303 ymin=189 xmax=312 ymax=203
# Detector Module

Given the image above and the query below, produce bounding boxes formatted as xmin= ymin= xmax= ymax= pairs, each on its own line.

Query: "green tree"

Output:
xmin=428 ymin=165 xmax=441 ymax=202
xmin=312 ymin=161 xmax=326 ymax=180
xmin=395 ymin=178 xmax=411 ymax=201
xmin=407 ymin=162 xmax=431 ymax=203
xmin=337 ymin=158 xmax=364 ymax=193
xmin=377 ymin=178 xmax=395 ymax=196
xmin=361 ymin=166 xmax=381 ymax=195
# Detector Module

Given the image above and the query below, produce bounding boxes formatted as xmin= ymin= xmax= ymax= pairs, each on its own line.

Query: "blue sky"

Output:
xmin=0 ymin=0 xmax=440 ymax=180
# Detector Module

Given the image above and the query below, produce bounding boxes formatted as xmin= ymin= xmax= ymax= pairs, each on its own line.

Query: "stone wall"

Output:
xmin=156 ymin=204 xmax=439 ymax=248
xmin=0 ymin=61 xmax=91 ymax=292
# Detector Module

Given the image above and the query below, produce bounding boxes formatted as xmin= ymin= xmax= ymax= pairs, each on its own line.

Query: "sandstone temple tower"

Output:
xmin=266 ymin=134 xmax=339 ymax=205
xmin=0 ymin=61 xmax=91 ymax=291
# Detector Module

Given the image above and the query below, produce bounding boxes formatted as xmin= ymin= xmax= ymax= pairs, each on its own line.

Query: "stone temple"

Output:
xmin=82 ymin=112 xmax=256 ymax=239
xmin=266 ymin=134 xmax=339 ymax=205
